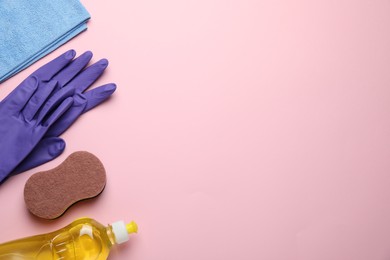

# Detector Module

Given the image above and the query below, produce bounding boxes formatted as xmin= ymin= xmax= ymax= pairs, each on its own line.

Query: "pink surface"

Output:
xmin=1 ymin=0 xmax=390 ymax=259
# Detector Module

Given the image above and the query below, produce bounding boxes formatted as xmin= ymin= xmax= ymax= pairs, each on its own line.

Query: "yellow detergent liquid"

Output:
xmin=0 ymin=217 xmax=138 ymax=260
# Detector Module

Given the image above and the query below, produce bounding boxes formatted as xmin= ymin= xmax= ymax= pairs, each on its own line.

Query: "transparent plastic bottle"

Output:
xmin=0 ymin=217 xmax=138 ymax=260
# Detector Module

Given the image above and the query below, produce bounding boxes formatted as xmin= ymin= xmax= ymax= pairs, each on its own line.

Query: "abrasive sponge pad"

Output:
xmin=24 ymin=151 xmax=106 ymax=219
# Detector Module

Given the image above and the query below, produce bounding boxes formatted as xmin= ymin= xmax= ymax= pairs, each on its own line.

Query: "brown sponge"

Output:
xmin=24 ymin=151 xmax=106 ymax=219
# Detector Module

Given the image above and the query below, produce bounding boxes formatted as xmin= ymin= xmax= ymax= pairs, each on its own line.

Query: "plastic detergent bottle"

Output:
xmin=0 ymin=217 xmax=138 ymax=260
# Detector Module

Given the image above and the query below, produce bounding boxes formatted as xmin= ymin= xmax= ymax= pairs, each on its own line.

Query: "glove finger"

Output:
xmin=41 ymin=97 xmax=73 ymax=127
xmin=32 ymin=50 xmax=76 ymax=81
xmin=11 ymin=137 xmax=66 ymax=175
xmin=45 ymin=84 xmax=116 ymax=136
xmin=37 ymin=85 xmax=75 ymax=123
xmin=84 ymin=83 xmax=117 ymax=112
xmin=66 ymin=59 xmax=108 ymax=93
xmin=45 ymin=94 xmax=87 ymax=137
xmin=53 ymin=51 xmax=93 ymax=87
xmin=22 ymin=80 xmax=58 ymax=121
xmin=1 ymin=76 xmax=38 ymax=112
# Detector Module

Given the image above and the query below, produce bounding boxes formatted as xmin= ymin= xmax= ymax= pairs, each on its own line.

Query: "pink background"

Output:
xmin=1 ymin=0 xmax=390 ymax=259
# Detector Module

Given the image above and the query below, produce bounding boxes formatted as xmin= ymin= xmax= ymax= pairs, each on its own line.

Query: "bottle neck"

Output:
xmin=105 ymin=226 xmax=117 ymax=247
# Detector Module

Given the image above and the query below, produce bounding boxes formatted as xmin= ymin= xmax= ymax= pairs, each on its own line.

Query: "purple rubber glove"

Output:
xmin=0 ymin=51 xmax=78 ymax=182
xmin=11 ymin=50 xmax=116 ymax=175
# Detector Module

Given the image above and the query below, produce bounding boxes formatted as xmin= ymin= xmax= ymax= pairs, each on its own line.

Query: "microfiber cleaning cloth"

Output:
xmin=0 ymin=0 xmax=90 ymax=83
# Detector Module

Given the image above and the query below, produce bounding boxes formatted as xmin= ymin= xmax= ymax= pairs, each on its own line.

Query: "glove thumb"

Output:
xmin=12 ymin=137 xmax=66 ymax=175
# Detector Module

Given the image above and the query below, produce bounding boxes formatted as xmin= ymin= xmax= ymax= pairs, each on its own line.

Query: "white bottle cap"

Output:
xmin=111 ymin=221 xmax=129 ymax=244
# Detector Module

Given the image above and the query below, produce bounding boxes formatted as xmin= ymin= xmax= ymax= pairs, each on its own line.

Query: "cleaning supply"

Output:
xmin=0 ymin=55 xmax=77 ymax=182
xmin=0 ymin=50 xmax=79 ymax=182
xmin=0 ymin=0 xmax=90 ymax=82
xmin=12 ymin=50 xmax=116 ymax=175
xmin=24 ymin=151 xmax=107 ymax=219
xmin=0 ymin=217 xmax=138 ymax=259
xmin=0 ymin=49 xmax=116 ymax=179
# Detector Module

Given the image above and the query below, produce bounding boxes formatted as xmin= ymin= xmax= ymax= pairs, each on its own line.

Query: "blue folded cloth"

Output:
xmin=0 ymin=0 xmax=90 ymax=83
